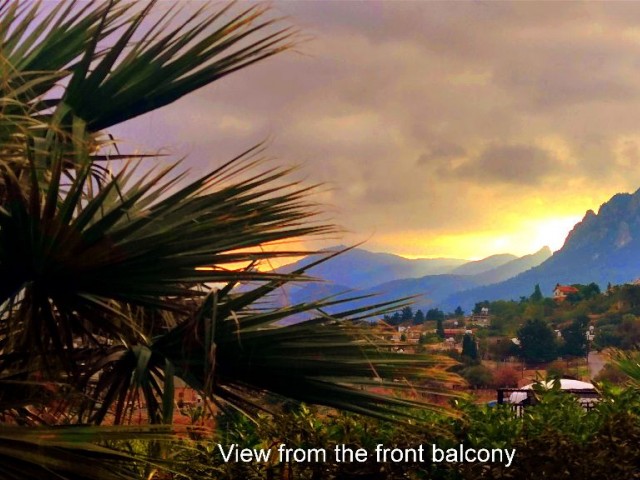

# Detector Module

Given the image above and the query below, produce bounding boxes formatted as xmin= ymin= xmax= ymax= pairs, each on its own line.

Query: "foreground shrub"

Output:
xmin=184 ymin=386 xmax=640 ymax=479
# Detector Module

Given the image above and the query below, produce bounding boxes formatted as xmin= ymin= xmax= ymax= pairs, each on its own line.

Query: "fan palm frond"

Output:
xmin=0 ymin=1 xmax=462 ymax=478
xmin=2 ymin=0 xmax=294 ymax=136
xmin=0 ymin=424 xmax=179 ymax=480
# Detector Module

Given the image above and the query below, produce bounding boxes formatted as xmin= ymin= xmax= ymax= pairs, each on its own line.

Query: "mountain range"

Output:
xmin=275 ymin=245 xmax=550 ymax=313
xmin=273 ymin=188 xmax=640 ymax=314
xmin=443 ymin=188 xmax=640 ymax=310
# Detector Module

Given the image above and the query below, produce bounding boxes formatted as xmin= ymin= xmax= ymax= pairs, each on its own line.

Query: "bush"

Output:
xmin=455 ymin=387 xmax=640 ymax=479
xmin=594 ymin=363 xmax=629 ymax=385
xmin=546 ymin=360 xmax=568 ymax=380
xmin=188 ymin=387 xmax=640 ymax=480
xmin=492 ymin=367 xmax=520 ymax=388
xmin=462 ymin=365 xmax=494 ymax=389
xmin=486 ymin=337 xmax=519 ymax=361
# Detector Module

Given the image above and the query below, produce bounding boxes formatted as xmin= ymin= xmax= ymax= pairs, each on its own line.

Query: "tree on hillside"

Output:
xmin=560 ymin=315 xmax=589 ymax=357
xmin=0 ymin=1 xmax=458 ymax=476
xmin=414 ymin=309 xmax=425 ymax=325
xmin=401 ymin=306 xmax=414 ymax=323
xmin=567 ymin=283 xmax=601 ymax=303
xmin=618 ymin=314 xmax=640 ymax=349
xmin=517 ymin=318 xmax=558 ymax=363
xmin=386 ymin=311 xmax=402 ymax=326
xmin=530 ymin=284 xmax=544 ymax=302
xmin=436 ymin=316 xmax=446 ymax=339
xmin=618 ymin=285 xmax=640 ymax=312
xmin=454 ymin=306 xmax=464 ymax=317
xmin=461 ymin=333 xmax=479 ymax=362
xmin=426 ymin=308 xmax=445 ymax=321
xmin=583 ymin=282 xmax=601 ymax=299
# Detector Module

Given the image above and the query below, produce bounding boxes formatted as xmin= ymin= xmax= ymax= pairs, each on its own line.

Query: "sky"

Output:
xmin=112 ymin=1 xmax=640 ymax=260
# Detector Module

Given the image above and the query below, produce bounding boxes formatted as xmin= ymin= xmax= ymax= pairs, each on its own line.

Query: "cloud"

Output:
xmin=113 ymin=1 xmax=640 ymax=258
xmin=417 ymin=142 xmax=466 ymax=166
xmin=445 ymin=144 xmax=557 ymax=185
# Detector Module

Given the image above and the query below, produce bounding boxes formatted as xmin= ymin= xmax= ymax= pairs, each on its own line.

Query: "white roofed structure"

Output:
xmin=508 ymin=379 xmax=597 ymax=405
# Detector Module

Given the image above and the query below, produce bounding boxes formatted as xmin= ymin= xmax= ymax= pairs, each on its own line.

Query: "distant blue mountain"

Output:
xmin=449 ymin=254 xmax=517 ymax=276
xmin=276 ymin=246 xmax=467 ymax=289
xmin=285 ymin=274 xmax=480 ymax=314
xmin=274 ymin=245 xmax=550 ymax=313
xmin=472 ymin=246 xmax=552 ymax=286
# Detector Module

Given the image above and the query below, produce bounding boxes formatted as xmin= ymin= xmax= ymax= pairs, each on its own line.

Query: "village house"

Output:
xmin=553 ymin=283 xmax=579 ymax=301
xmin=469 ymin=306 xmax=490 ymax=326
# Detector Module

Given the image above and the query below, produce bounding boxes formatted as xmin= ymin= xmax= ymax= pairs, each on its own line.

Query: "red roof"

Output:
xmin=443 ymin=328 xmax=473 ymax=335
xmin=555 ymin=285 xmax=579 ymax=294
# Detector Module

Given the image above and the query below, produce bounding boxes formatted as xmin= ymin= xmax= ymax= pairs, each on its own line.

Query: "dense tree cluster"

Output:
xmin=517 ymin=318 xmax=558 ymax=364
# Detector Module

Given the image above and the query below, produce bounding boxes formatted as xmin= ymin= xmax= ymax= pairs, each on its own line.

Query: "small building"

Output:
xmin=468 ymin=306 xmax=490 ymax=326
xmin=553 ymin=283 xmax=579 ymax=301
xmin=502 ymin=379 xmax=599 ymax=410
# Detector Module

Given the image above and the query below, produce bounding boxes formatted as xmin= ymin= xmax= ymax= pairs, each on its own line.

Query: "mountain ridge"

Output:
xmin=276 ymin=245 xmax=550 ymax=312
xmin=442 ymin=188 xmax=640 ymax=310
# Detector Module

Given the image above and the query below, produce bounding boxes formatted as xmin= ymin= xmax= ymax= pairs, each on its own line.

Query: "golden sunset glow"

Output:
xmin=351 ymin=213 xmax=587 ymax=261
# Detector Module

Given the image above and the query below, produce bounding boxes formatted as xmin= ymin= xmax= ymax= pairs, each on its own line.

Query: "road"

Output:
xmin=588 ymin=351 xmax=606 ymax=379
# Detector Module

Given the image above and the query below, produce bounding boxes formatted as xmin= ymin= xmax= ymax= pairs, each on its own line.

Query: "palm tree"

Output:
xmin=0 ymin=1 xmax=458 ymax=477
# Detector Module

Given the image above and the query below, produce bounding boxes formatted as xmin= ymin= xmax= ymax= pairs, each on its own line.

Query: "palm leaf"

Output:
xmin=0 ymin=425 xmax=179 ymax=480
xmin=612 ymin=350 xmax=639 ymax=385
xmin=2 ymin=1 xmax=294 ymax=139
xmin=1 ymin=4 xmax=462 ymax=479
xmin=0 ymin=145 xmax=333 ymax=376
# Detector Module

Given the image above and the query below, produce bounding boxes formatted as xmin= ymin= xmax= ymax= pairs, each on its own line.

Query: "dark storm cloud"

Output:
xmin=446 ymin=144 xmax=557 ymax=185
xmin=417 ymin=142 xmax=466 ymax=166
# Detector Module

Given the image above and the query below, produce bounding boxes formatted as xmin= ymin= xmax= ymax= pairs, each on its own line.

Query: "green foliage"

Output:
xmin=594 ymin=363 xmax=629 ymax=386
xmin=401 ymin=306 xmax=414 ymax=323
xmin=618 ymin=314 xmax=640 ymax=349
xmin=0 ymin=1 xmax=462 ymax=477
xmin=560 ymin=315 xmax=589 ymax=357
xmin=186 ymin=387 xmax=640 ymax=479
xmin=564 ymin=283 xmax=601 ymax=304
xmin=461 ymin=334 xmax=478 ymax=362
xmin=452 ymin=387 xmax=640 ymax=479
xmin=617 ymin=284 xmax=640 ymax=313
xmin=384 ymin=311 xmax=402 ymax=326
xmin=613 ymin=350 xmax=640 ymax=388
xmin=517 ymin=318 xmax=558 ymax=364
xmin=485 ymin=338 xmax=519 ymax=361
xmin=530 ymin=284 xmax=543 ymax=302
xmin=436 ymin=316 xmax=445 ymax=339
xmin=180 ymin=406 xmax=445 ymax=480
xmin=595 ymin=314 xmax=640 ymax=350
xmin=593 ymin=324 xmax=622 ymax=350
xmin=461 ymin=365 xmax=493 ymax=389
